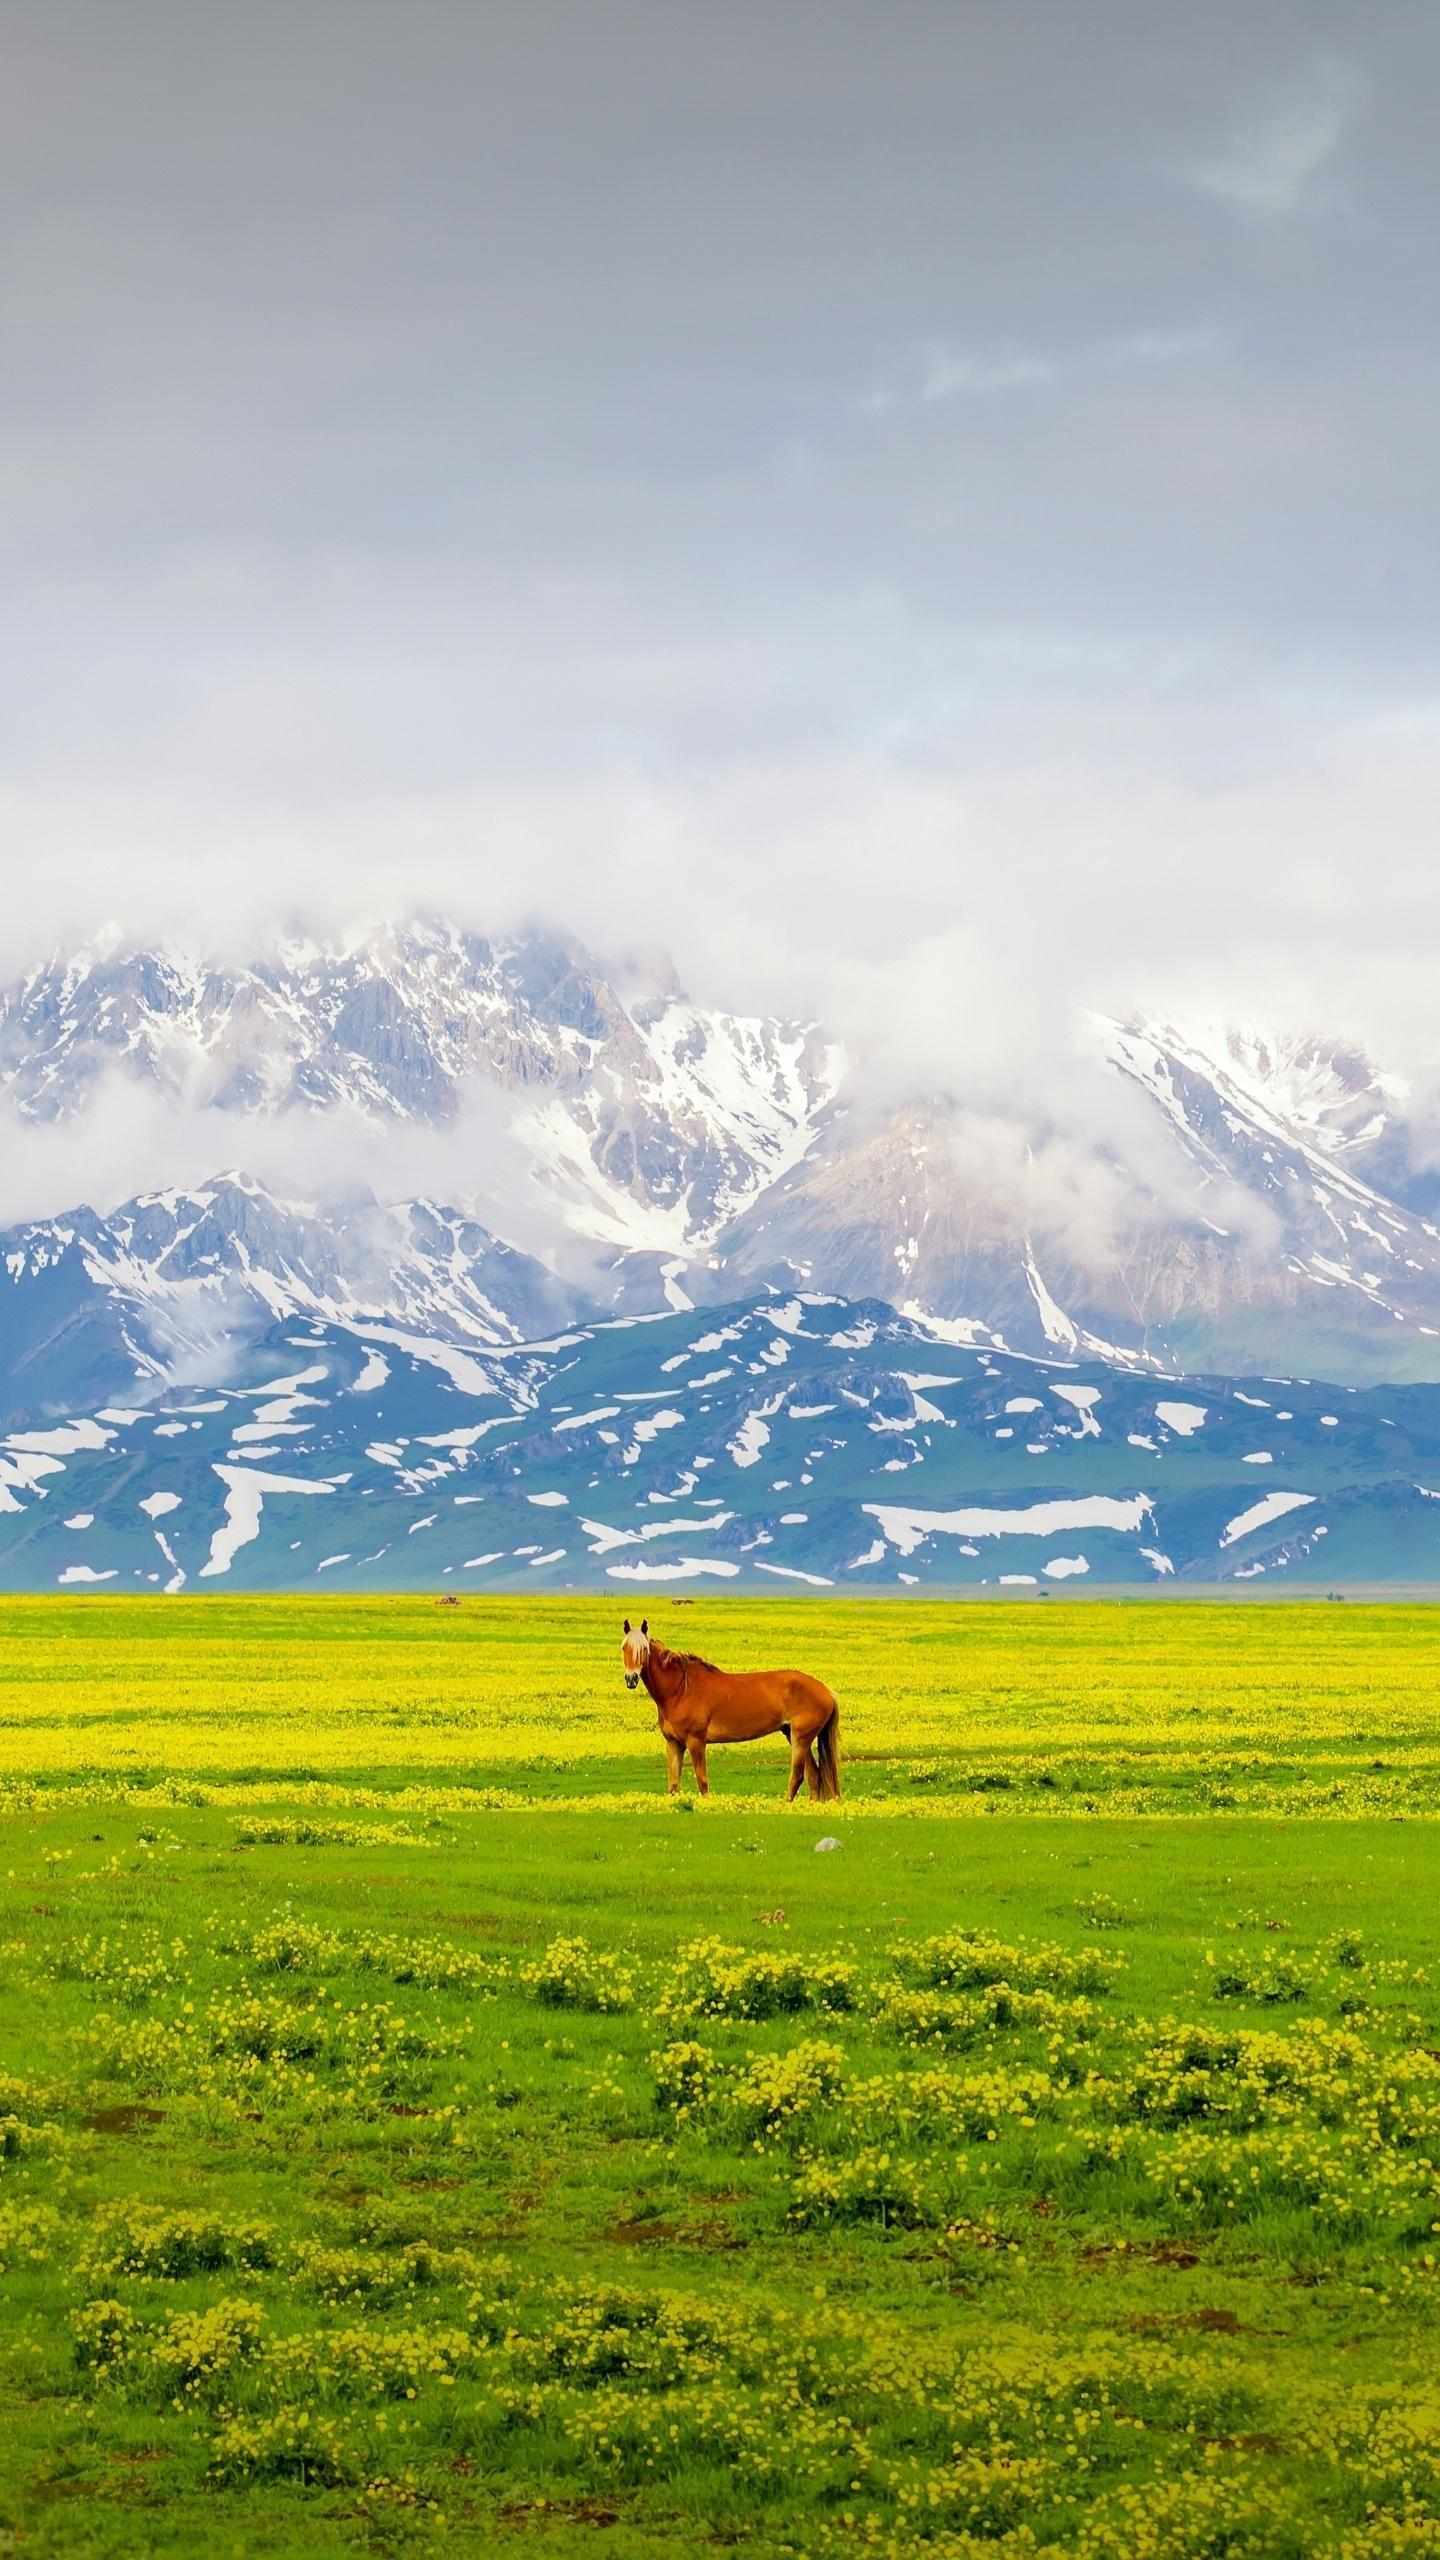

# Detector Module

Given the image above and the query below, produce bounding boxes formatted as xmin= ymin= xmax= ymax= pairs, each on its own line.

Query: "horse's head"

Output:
xmin=621 ymin=1617 xmax=650 ymax=1690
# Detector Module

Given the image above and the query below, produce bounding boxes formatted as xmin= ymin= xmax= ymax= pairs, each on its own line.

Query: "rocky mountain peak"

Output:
xmin=2 ymin=923 xmax=1440 ymax=1389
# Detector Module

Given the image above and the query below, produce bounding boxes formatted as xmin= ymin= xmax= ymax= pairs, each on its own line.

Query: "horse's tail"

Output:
xmin=814 ymin=1702 xmax=841 ymax=1802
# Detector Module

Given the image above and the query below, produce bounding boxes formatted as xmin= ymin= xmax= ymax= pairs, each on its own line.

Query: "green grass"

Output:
xmin=2 ymin=1597 xmax=1439 ymax=2556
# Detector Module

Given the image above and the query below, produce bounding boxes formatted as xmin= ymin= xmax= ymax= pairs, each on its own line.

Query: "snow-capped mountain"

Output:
xmin=1097 ymin=1020 xmax=1440 ymax=1376
xmin=5 ymin=916 xmax=1440 ymax=1593
xmin=4 ymin=1287 xmax=1439 ymax=1592
xmin=708 ymin=1023 xmax=1440 ymax=1383
xmin=0 ymin=1175 xmax=583 ymax=1433
xmin=0 ymin=921 xmax=839 ymax=1257
xmin=3 ymin=919 xmax=1440 ymax=1397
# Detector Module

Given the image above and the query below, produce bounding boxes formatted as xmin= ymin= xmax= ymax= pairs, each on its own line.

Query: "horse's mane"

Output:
xmin=654 ymin=1639 xmax=722 ymax=1676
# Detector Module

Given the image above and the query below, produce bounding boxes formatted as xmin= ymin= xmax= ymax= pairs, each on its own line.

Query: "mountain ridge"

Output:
xmin=4 ymin=1285 xmax=1439 ymax=1593
xmin=4 ymin=916 xmax=1440 ymax=1391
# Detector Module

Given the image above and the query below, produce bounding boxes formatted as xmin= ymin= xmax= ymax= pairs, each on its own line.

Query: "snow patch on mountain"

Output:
xmin=1219 ymin=1491 xmax=1315 ymax=1549
xmin=1156 ymin=1401 xmax=1207 ymax=1436
xmin=201 ymin=1464 xmax=333 ymax=1579
xmin=865 ymin=1493 xmax=1155 ymax=1556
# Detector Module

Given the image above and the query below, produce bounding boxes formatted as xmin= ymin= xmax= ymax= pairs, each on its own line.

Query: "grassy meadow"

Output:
xmin=2 ymin=1594 xmax=1439 ymax=2557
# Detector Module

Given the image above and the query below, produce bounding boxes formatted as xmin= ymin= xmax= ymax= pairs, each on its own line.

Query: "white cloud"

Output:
xmin=7 ymin=673 xmax=1440 ymax=1134
xmin=919 ymin=345 xmax=1055 ymax=401
xmin=1175 ymin=53 xmax=1363 ymax=217
xmin=0 ymin=3 xmax=1433 ymax=1215
xmin=865 ymin=322 xmax=1220 ymax=421
xmin=0 ymin=1067 xmax=541 ymax=1242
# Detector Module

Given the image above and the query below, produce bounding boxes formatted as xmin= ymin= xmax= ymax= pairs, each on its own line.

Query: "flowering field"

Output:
xmin=2 ymin=1595 xmax=1439 ymax=2556
xmin=7 ymin=1590 xmax=1440 ymax=1812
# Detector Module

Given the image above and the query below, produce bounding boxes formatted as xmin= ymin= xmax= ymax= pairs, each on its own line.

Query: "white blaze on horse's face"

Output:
xmin=621 ymin=1616 xmax=650 ymax=1691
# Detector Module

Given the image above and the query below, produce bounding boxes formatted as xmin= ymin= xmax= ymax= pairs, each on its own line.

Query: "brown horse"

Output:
xmin=620 ymin=1617 xmax=841 ymax=1802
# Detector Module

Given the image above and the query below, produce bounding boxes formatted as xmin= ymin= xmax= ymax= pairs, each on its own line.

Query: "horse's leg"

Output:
xmin=664 ymin=1735 xmax=684 ymax=1797
xmin=803 ymin=1742 xmax=822 ymax=1799
xmin=786 ymin=1734 xmax=811 ymax=1803
xmin=687 ymin=1736 xmax=710 ymax=1798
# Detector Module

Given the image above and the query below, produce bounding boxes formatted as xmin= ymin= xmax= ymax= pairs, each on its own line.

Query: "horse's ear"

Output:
xmin=623 ymin=1618 xmax=631 ymax=1634
xmin=641 ymin=1617 xmax=648 ymax=1636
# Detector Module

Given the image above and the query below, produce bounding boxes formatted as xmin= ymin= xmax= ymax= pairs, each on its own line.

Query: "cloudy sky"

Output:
xmin=3 ymin=0 xmax=1438 ymax=1064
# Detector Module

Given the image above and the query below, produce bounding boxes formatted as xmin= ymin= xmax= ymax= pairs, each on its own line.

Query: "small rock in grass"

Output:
xmin=814 ymin=1836 xmax=841 ymax=1854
